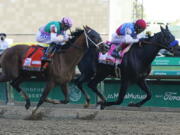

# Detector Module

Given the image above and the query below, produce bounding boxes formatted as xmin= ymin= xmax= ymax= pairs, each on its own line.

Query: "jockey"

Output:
xmin=36 ymin=17 xmax=73 ymax=61
xmin=111 ymin=19 xmax=147 ymax=58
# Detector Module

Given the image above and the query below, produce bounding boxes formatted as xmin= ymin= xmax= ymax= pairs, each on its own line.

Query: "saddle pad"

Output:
xmin=22 ymin=45 xmax=48 ymax=71
xmin=98 ymin=43 xmax=132 ymax=65
xmin=98 ymin=44 xmax=121 ymax=65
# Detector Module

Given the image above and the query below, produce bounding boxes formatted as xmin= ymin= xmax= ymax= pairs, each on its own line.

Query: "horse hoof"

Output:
xmin=25 ymin=99 xmax=31 ymax=110
xmin=83 ymin=103 xmax=90 ymax=108
xmin=100 ymin=104 xmax=105 ymax=110
xmin=96 ymin=102 xmax=105 ymax=110
xmin=60 ymin=100 xmax=69 ymax=104
xmin=128 ymin=103 xmax=136 ymax=107
xmin=128 ymin=103 xmax=141 ymax=107
xmin=96 ymin=104 xmax=101 ymax=110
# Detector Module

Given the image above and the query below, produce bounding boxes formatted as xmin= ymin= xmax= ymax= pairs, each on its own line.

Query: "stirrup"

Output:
xmin=41 ymin=57 xmax=51 ymax=62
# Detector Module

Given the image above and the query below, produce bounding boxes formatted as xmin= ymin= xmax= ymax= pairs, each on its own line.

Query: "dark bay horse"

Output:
xmin=173 ymin=45 xmax=180 ymax=56
xmin=0 ymin=26 xmax=105 ymax=114
xmin=76 ymin=26 xmax=179 ymax=109
xmin=74 ymin=47 xmax=99 ymax=107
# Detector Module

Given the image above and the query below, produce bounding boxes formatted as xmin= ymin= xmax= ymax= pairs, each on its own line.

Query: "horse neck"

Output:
xmin=140 ymin=35 xmax=162 ymax=65
xmin=58 ymin=33 xmax=87 ymax=68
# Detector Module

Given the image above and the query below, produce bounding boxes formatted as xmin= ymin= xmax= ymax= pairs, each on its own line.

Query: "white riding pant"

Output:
xmin=111 ymin=33 xmax=139 ymax=45
xmin=36 ymin=30 xmax=66 ymax=45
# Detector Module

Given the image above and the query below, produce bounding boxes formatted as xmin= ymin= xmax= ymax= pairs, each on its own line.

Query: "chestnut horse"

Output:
xmin=0 ymin=26 xmax=105 ymax=114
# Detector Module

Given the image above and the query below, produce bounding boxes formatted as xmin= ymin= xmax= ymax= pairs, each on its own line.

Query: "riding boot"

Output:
xmin=115 ymin=45 xmax=122 ymax=52
xmin=41 ymin=47 xmax=52 ymax=62
xmin=41 ymin=43 xmax=56 ymax=62
xmin=112 ymin=49 xmax=121 ymax=58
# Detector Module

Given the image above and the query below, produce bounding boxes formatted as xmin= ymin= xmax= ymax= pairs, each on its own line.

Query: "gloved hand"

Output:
xmin=139 ymin=38 xmax=145 ymax=42
xmin=138 ymin=38 xmax=145 ymax=47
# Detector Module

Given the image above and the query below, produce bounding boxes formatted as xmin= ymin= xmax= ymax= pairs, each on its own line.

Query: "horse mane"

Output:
xmin=65 ymin=28 xmax=84 ymax=46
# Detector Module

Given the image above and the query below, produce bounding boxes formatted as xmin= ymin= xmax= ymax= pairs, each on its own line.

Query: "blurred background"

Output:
xmin=0 ymin=0 xmax=180 ymax=43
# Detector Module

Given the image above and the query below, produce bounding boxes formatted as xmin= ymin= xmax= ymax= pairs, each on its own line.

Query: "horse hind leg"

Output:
xmin=128 ymin=79 xmax=152 ymax=107
xmin=10 ymin=76 xmax=31 ymax=110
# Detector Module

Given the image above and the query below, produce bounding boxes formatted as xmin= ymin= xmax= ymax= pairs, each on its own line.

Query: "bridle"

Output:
xmin=83 ymin=28 xmax=104 ymax=48
xmin=69 ymin=28 xmax=104 ymax=51
xmin=141 ymin=40 xmax=170 ymax=50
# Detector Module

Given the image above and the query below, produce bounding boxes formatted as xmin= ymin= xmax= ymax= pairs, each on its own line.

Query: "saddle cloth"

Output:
xmin=22 ymin=45 xmax=48 ymax=71
xmin=98 ymin=42 xmax=131 ymax=66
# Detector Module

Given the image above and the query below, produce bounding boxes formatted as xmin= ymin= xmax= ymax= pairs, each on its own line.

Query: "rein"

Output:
xmin=141 ymin=40 xmax=170 ymax=50
xmin=71 ymin=44 xmax=84 ymax=50
xmin=141 ymin=31 xmax=178 ymax=50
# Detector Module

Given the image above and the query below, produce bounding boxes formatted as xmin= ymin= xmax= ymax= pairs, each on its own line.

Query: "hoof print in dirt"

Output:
xmin=24 ymin=112 xmax=45 ymax=120
xmin=76 ymin=111 xmax=99 ymax=120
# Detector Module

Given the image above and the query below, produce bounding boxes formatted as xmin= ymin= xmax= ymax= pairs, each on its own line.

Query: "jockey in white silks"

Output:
xmin=36 ymin=17 xmax=73 ymax=62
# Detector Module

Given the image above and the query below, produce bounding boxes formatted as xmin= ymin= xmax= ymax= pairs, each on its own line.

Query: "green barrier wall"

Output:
xmin=103 ymin=80 xmax=180 ymax=108
xmin=13 ymin=81 xmax=97 ymax=104
xmin=152 ymin=57 xmax=180 ymax=66
xmin=151 ymin=57 xmax=180 ymax=76
xmin=0 ymin=83 xmax=8 ymax=103
xmin=11 ymin=80 xmax=180 ymax=108
xmin=6 ymin=57 xmax=180 ymax=108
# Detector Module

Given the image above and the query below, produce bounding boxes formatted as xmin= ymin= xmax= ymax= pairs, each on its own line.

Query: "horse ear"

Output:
xmin=83 ymin=25 xmax=87 ymax=31
xmin=160 ymin=26 xmax=165 ymax=32
xmin=166 ymin=25 xmax=169 ymax=30
xmin=85 ymin=25 xmax=90 ymax=30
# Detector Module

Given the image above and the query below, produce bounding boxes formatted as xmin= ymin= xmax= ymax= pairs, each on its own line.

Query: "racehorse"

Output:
xmin=0 ymin=26 xmax=106 ymax=114
xmin=173 ymin=45 xmax=180 ymax=56
xmin=76 ymin=26 xmax=179 ymax=109
xmin=74 ymin=47 xmax=99 ymax=107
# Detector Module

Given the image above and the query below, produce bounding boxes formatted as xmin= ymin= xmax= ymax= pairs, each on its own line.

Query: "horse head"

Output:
xmin=157 ymin=25 xmax=179 ymax=52
xmin=83 ymin=25 xmax=109 ymax=53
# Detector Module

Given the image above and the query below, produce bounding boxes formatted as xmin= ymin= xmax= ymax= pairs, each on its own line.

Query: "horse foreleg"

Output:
xmin=101 ymin=81 xmax=129 ymax=109
xmin=77 ymin=82 xmax=90 ymax=108
xmin=88 ymin=72 xmax=109 ymax=105
xmin=74 ymin=74 xmax=91 ymax=108
xmin=44 ymin=83 xmax=69 ymax=105
xmin=59 ymin=83 xmax=69 ymax=104
xmin=128 ymin=79 xmax=152 ymax=107
xmin=32 ymin=81 xmax=55 ymax=115
xmin=10 ymin=77 xmax=31 ymax=110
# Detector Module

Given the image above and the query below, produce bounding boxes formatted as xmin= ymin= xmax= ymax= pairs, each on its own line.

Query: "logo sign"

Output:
xmin=69 ymin=85 xmax=82 ymax=102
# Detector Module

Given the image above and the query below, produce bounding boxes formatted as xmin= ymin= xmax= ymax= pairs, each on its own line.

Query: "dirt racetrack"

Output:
xmin=0 ymin=105 xmax=180 ymax=135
